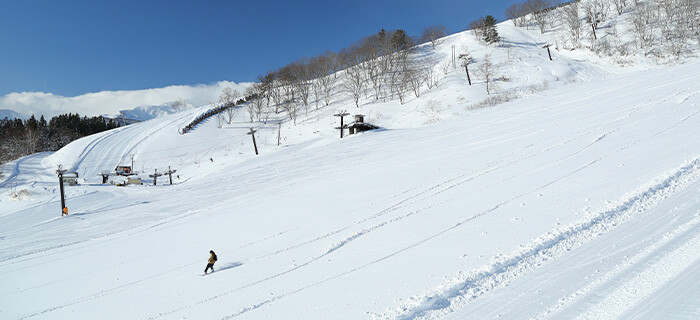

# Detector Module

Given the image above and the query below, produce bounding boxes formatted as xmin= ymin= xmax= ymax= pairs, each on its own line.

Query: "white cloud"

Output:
xmin=0 ymin=81 xmax=252 ymax=119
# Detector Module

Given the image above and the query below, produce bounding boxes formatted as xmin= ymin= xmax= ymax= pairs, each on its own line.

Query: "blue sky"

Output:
xmin=0 ymin=0 xmax=516 ymax=96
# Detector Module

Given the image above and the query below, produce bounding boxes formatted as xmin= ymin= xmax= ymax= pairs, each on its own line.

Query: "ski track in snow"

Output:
xmin=532 ymin=213 xmax=700 ymax=320
xmin=384 ymin=157 xmax=700 ymax=320
xmin=152 ymin=88 xmax=700 ymax=319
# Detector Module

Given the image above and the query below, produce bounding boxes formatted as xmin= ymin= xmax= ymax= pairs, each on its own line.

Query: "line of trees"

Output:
xmin=181 ymin=89 xmax=245 ymax=134
xmin=506 ymin=0 xmax=699 ymax=58
xmin=1 ymin=114 xmax=120 ymax=164
xmin=505 ymin=0 xmax=563 ymax=33
xmin=241 ymin=27 xmax=448 ymax=125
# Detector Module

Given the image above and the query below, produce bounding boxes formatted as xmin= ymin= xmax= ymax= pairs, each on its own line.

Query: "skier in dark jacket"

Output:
xmin=204 ymin=250 xmax=217 ymax=274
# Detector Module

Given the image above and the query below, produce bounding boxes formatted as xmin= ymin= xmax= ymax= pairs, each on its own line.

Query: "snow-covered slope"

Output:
xmin=1 ymin=7 xmax=699 ymax=320
xmin=0 ymin=109 xmax=24 ymax=120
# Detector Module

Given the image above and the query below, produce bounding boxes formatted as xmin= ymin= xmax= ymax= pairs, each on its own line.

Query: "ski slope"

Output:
xmin=1 ymin=13 xmax=700 ymax=320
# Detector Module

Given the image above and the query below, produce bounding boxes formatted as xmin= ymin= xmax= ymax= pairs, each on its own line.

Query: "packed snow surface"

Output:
xmin=1 ymin=19 xmax=699 ymax=320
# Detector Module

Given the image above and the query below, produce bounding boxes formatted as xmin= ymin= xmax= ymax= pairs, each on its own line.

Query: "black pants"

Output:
xmin=204 ymin=263 xmax=214 ymax=273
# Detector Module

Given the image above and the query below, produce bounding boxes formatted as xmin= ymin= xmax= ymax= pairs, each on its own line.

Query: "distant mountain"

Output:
xmin=0 ymin=109 xmax=24 ymax=120
xmin=119 ymin=104 xmax=180 ymax=121
xmin=0 ymin=81 xmax=251 ymax=119
xmin=102 ymin=104 xmax=183 ymax=126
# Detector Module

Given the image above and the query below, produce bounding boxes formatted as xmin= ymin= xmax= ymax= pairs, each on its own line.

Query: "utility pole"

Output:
xmin=334 ymin=111 xmax=350 ymax=138
xmin=149 ymin=169 xmax=163 ymax=186
xmin=277 ymin=121 xmax=282 ymax=146
xmin=543 ymin=43 xmax=552 ymax=61
xmin=165 ymin=166 xmax=177 ymax=185
xmin=247 ymin=128 xmax=259 ymax=155
xmin=56 ymin=165 xmax=68 ymax=216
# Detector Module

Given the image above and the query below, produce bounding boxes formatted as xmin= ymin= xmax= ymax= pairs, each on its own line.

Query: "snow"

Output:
xmin=0 ymin=109 xmax=24 ymax=120
xmin=1 ymin=4 xmax=699 ymax=319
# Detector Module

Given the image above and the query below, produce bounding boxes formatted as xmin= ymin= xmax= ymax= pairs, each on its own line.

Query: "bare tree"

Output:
xmin=505 ymin=3 xmax=524 ymax=26
xmin=257 ymin=72 xmax=275 ymax=113
xmin=219 ymin=87 xmax=240 ymax=124
xmin=269 ymin=84 xmax=284 ymax=114
xmin=459 ymin=52 xmax=475 ymax=85
xmin=420 ymin=25 xmax=448 ymax=46
xmin=218 ymin=87 xmax=239 ymax=106
xmin=406 ymin=66 xmax=422 ymax=98
xmin=441 ymin=61 xmax=451 ymax=75
xmin=288 ymin=60 xmax=311 ymax=112
xmin=613 ymin=0 xmax=628 ymax=15
xmin=215 ymin=113 xmax=224 ymax=128
xmin=525 ymin=0 xmax=555 ymax=34
xmin=343 ymin=65 xmax=365 ymax=108
xmin=282 ymin=100 xmax=299 ymax=125
xmin=477 ymin=54 xmax=497 ymax=95
xmin=423 ymin=60 xmax=439 ymax=89
xmin=244 ymin=84 xmax=265 ymax=122
xmin=24 ymin=128 xmax=40 ymax=155
xmin=561 ymin=2 xmax=582 ymax=43
xmin=313 ymin=52 xmax=337 ymax=106
xmin=470 ymin=17 xmax=486 ymax=38
xmin=392 ymin=71 xmax=410 ymax=104
xmin=358 ymin=34 xmax=385 ymax=101
xmin=309 ymin=55 xmax=326 ymax=109
xmin=631 ymin=3 xmax=655 ymax=55
xmin=583 ymin=0 xmax=610 ymax=30
xmin=656 ymin=0 xmax=699 ymax=57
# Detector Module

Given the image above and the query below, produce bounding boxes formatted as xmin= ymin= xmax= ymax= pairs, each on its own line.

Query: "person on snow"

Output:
xmin=204 ymin=250 xmax=217 ymax=274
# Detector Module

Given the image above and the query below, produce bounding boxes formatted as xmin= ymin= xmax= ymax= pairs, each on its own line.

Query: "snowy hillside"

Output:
xmin=1 ymin=3 xmax=699 ymax=319
xmin=0 ymin=109 xmax=24 ymax=120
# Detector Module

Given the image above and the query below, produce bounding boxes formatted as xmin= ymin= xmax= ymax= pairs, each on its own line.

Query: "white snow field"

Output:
xmin=1 ymin=8 xmax=700 ymax=320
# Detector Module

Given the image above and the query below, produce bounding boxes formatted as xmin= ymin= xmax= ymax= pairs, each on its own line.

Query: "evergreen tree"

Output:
xmin=483 ymin=15 xmax=501 ymax=44
xmin=391 ymin=29 xmax=410 ymax=52
xmin=0 ymin=112 xmax=121 ymax=164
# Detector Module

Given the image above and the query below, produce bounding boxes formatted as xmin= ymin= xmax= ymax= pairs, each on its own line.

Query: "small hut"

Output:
xmin=347 ymin=114 xmax=379 ymax=135
xmin=115 ymin=165 xmax=134 ymax=176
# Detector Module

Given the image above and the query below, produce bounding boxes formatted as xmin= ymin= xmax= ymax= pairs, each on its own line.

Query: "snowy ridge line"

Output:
xmin=380 ymin=156 xmax=700 ymax=320
xmin=533 ymin=209 xmax=700 ymax=319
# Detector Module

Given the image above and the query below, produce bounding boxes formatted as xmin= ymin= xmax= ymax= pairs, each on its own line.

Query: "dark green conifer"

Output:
xmin=483 ymin=15 xmax=500 ymax=44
